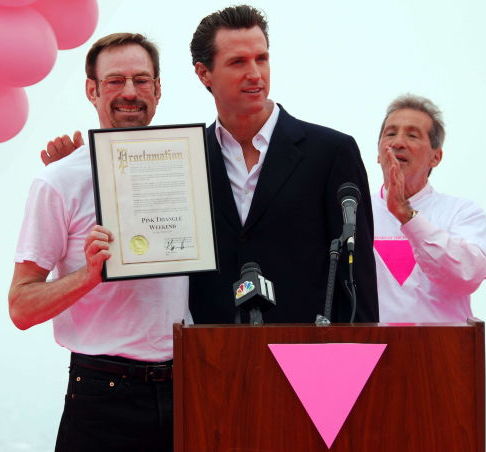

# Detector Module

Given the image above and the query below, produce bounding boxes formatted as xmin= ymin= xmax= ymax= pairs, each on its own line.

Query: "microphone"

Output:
xmin=337 ymin=182 xmax=361 ymax=251
xmin=316 ymin=182 xmax=361 ymax=326
xmin=233 ymin=262 xmax=276 ymax=325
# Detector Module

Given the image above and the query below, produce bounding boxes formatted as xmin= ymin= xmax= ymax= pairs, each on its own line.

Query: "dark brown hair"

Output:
xmin=190 ymin=5 xmax=269 ymax=70
xmin=85 ymin=33 xmax=160 ymax=79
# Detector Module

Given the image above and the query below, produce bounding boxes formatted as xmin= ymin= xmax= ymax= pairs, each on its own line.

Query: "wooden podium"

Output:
xmin=173 ymin=319 xmax=485 ymax=451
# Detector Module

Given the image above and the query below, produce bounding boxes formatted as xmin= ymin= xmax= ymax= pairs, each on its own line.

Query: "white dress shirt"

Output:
xmin=373 ymin=183 xmax=486 ymax=322
xmin=215 ymin=102 xmax=280 ymax=225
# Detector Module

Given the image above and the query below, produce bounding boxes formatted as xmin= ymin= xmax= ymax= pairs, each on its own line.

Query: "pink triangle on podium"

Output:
xmin=268 ymin=343 xmax=387 ymax=449
xmin=374 ymin=239 xmax=416 ymax=285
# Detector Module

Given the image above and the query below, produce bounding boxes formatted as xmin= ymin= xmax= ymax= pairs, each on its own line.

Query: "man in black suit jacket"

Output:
xmin=189 ymin=5 xmax=379 ymax=324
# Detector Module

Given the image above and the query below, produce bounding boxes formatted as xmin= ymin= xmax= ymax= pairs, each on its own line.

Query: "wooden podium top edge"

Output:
xmin=174 ymin=318 xmax=483 ymax=329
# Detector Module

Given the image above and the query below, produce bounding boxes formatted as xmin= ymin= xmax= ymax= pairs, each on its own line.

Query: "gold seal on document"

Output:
xmin=130 ymin=235 xmax=149 ymax=255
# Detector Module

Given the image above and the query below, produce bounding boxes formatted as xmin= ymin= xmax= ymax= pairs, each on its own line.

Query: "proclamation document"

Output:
xmin=113 ymin=138 xmax=197 ymax=263
xmin=89 ymin=124 xmax=217 ymax=281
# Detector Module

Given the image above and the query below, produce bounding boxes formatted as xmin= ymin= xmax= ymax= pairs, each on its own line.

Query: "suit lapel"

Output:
xmin=243 ymin=107 xmax=305 ymax=232
xmin=207 ymin=124 xmax=242 ymax=230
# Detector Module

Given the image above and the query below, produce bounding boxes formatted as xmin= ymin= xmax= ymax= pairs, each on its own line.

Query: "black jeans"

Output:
xmin=55 ymin=354 xmax=173 ymax=452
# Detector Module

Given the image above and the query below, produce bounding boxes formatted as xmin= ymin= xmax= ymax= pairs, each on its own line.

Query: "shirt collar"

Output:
xmin=215 ymin=102 xmax=280 ymax=150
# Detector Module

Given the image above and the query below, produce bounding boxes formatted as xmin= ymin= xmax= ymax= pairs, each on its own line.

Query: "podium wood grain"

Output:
xmin=174 ymin=319 xmax=484 ymax=452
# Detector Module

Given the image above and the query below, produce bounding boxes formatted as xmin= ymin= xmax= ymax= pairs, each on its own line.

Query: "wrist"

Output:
xmin=396 ymin=207 xmax=418 ymax=225
xmin=77 ymin=266 xmax=102 ymax=292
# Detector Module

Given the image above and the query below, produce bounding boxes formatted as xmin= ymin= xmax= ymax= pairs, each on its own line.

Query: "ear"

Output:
xmin=430 ymin=147 xmax=443 ymax=168
xmin=154 ymin=78 xmax=162 ymax=104
xmin=85 ymin=78 xmax=98 ymax=105
xmin=195 ymin=62 xmax=211 ymax=88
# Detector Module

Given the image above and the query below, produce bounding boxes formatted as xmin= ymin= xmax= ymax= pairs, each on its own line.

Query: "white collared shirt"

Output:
xmin=373 ymin=183 xmax=486 ymax=322
xmin=215 ymin=102 xmax=280 ymax=225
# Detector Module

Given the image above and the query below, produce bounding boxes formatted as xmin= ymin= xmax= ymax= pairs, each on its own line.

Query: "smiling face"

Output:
xmin=378 ymin=108 xmax=443 ymax=197
xmin=195 ymin=26 xmax=271 ymax=123
xmin=86 ymin=44 xmax=161 ymax=128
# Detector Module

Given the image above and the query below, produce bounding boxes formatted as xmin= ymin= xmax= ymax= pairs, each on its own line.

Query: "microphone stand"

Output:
xmin=315 ymin=224 xmax=356 ymax=326
xmin=249 ymin=308 xmax=263 ymax=325
xmin=345 ymin=238 xmax=357 ymax=323
xmin=316 ymin=238 xmax=343 ymax=325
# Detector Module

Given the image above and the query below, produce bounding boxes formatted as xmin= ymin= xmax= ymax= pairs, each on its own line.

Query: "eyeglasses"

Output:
xmin=96 ymin=75 xmax=158 ymax=92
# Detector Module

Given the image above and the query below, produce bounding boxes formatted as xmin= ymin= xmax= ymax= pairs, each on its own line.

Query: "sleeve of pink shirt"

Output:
xmin=401 ymin=207 xmax=486 ymax=295
xmin=15 ymin=178 xmax=68 ymax=271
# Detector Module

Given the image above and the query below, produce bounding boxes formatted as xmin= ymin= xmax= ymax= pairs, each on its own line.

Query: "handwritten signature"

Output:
xmin=165 ymin=237 xmax=187 ymax=251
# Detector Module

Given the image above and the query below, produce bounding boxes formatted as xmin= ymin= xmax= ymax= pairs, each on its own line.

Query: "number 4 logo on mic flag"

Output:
xmin=268 ymin=343 xmax=387 ymax=449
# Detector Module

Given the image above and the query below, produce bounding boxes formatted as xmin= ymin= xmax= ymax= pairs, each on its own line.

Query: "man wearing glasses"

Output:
xmin=9 ymin=33 xmax=189 ymax=452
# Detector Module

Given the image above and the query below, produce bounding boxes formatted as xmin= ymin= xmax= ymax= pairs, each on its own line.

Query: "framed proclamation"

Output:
xmin=88 ymin=124 xmax=218 ymax=281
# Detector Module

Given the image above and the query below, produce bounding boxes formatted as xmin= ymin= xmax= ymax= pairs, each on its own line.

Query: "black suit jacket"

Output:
xmin=190 ymin=106 xmax=379 ymax=323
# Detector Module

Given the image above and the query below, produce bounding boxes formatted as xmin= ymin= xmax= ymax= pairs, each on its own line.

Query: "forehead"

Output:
xmin=213 ymin=26 xmax=268 ymax=59
xmin=383 ymin=108 xmax=433 ymax=133
xmin=95 ymin=44 xmax=155 ymax=77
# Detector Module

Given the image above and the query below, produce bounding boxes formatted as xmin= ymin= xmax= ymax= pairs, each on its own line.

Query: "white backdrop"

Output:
xmin=1 ymin=1 xmax=485 ymax=450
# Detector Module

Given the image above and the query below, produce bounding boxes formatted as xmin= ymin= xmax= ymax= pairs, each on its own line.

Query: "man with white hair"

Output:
xmin=374 ymin=94 xmax=486 ymax=322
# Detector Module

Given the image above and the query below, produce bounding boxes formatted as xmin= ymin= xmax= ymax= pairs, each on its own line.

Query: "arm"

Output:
xmin=402 ymin=210 xmax=486 ymax=294
xmin=9 ymin=225 xmax=113 ymax=330
xmin=383 ymin=147 xmax=486 ymax=294
xmin=40 ymin=131 xmax=84 ymax=165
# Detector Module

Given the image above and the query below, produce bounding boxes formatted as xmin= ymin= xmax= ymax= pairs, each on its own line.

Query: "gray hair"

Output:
xmin=379 ymin=94 xmax=445 ymax=149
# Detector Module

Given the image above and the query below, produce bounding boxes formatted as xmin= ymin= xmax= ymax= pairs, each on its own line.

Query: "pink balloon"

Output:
xmin=0 ymin=85 xmax=29 ymax=142
xmin=0 ymin=7 xmax=57 ymax=87
xmin=33 ymin=0 xmax=98 ymax=50
xmin=0 ymin=0 xmax=38 ymax=6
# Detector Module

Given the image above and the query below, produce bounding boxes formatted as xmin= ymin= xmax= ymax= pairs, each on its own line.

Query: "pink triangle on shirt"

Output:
xmin=269 ymin=343 xmax=387 ymax=449
xmin=374 ymin=239 xmax=416 ymax=285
